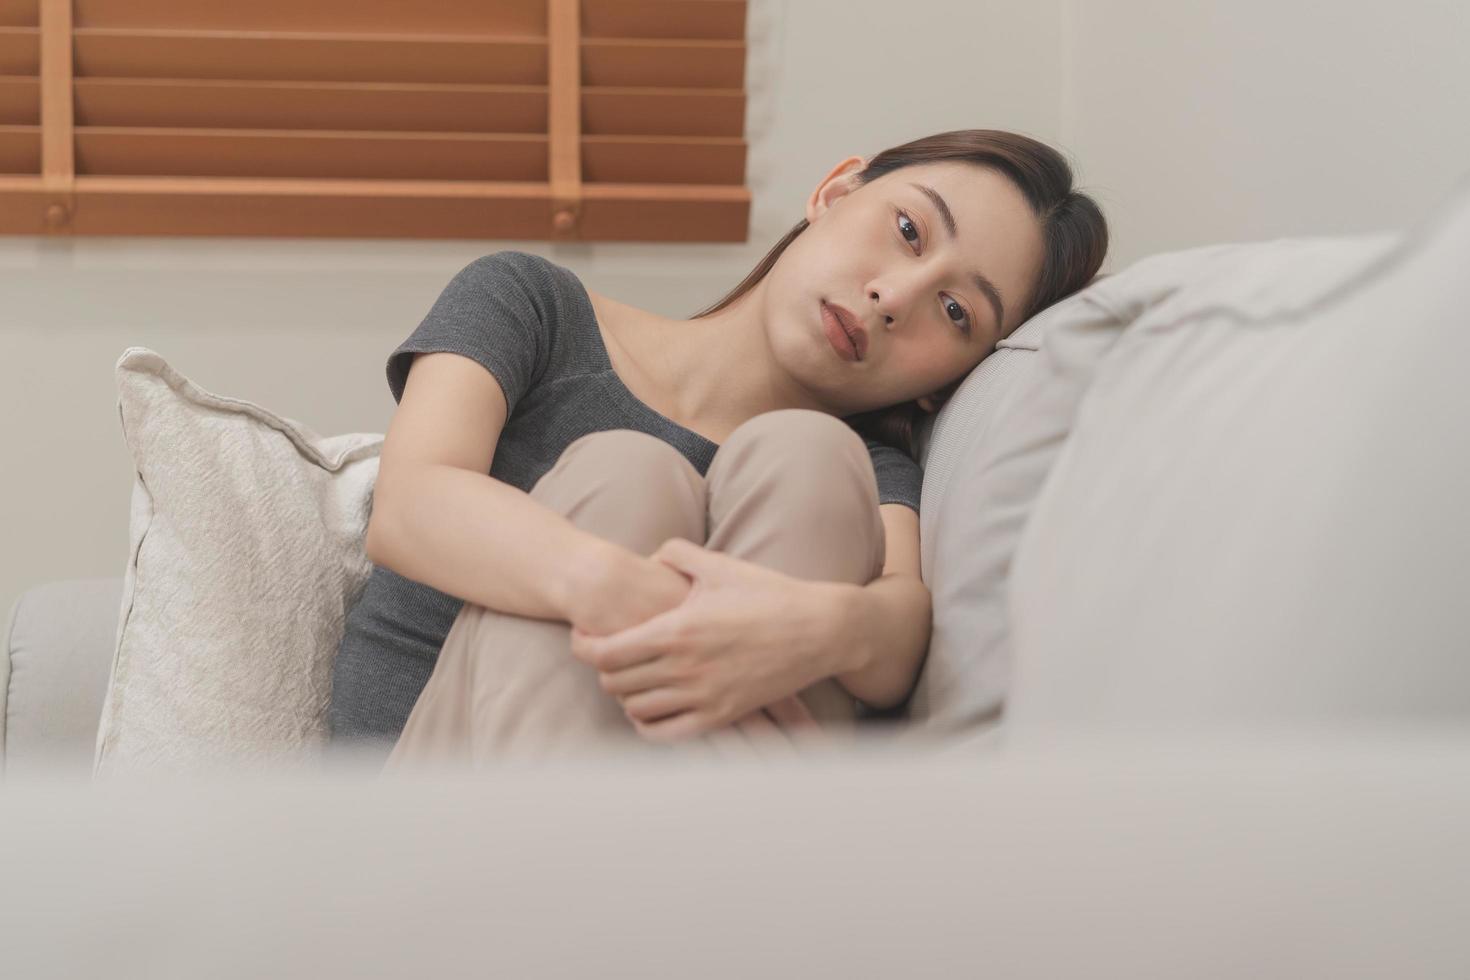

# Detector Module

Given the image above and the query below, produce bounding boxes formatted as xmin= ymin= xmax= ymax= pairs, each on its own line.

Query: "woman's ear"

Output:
xmin=917 ymin=395 xmax=940 ymax=413
xmin=805 ymin=156 xmax=867 ymax=224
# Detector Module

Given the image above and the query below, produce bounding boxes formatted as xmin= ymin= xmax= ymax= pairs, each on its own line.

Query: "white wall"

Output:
xmin=2 ymin=0 xmax=1467 ymax=623
xmin=1064 ymin=0 xmax=1470 ymax=266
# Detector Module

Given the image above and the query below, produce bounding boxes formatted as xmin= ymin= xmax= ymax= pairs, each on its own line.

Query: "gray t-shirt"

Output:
xmin=329 ymin=250 xmax=922 ymax=744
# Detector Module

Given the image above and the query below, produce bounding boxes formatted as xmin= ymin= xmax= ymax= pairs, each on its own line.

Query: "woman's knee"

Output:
xmin=705 ymin=409 xmax=885 ymax=583
xmin=530 ymin=429 xmax=706 ymax=551
xmin=728 ymin=408 xmax=867 ymax=455
xmin=711 ymin=409 xmax=877 ymax=508
xmin=553 ymin=429 xmax=699 ymax=487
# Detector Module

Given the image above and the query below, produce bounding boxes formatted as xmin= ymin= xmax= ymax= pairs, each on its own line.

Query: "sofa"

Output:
xmin=6 ymin=173 xmax=1470 ymax=777
xmin=2 ymin=177 xmax=1469 ymax=974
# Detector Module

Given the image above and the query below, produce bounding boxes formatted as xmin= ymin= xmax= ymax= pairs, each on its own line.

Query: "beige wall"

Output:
xmin=2 ymin=0 xmax=1466 ymax=621
xmin=1064 ymin=0 xmax=1470 ymax=266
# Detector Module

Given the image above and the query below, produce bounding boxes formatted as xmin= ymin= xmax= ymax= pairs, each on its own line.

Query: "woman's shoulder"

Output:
xmin=438 ymin=250 xmax=585 ymax=304
xmin=460 ymin=252 xmax=649 ymax=326
xmin=477 ymin=250 xmax=583 ymax=292
xmin=438 ymin=253 xmax=610 ymax=348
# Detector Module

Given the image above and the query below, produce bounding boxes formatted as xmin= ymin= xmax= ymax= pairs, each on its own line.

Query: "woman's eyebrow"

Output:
xmin=909 ymin=182 xmax=1007 ymax=332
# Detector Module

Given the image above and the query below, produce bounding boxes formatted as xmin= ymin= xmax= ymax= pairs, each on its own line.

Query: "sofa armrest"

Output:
xmin=3 ymin=577 xmax=124 ymax=776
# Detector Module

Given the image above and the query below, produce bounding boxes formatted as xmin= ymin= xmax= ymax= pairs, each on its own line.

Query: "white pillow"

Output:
xmin=902 ymin=235 xmax=1403 ymax=742
xmin=1006 ymin=184 xmax=1465 ymax=734
xmin=95 ymin=348 xmax=382 ymax=776
xmin=918 ymin=307 xmax=1047 ymax=567
xmin=906 ymin=299 xmax=1064 ymax=732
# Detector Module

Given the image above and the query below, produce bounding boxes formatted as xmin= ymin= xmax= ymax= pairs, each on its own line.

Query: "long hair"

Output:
xmin=689 ymin=129 xmax=1110 ymax=460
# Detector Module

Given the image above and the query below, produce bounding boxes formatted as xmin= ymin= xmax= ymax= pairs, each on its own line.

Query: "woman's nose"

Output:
xmin=869 ymin=290 xmax=901 ymax=328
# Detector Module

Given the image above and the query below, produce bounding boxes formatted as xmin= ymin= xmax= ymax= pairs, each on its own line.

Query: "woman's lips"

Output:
xmin=821 ymin=301 xmax=861 ymax=362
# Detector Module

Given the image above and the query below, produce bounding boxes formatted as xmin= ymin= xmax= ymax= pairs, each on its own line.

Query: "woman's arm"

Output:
xmin=826 ymin=503 xmax=933 ymax=711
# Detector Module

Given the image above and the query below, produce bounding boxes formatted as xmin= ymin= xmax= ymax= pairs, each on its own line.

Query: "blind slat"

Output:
xmin=582 ymin=38 xmax=744 ymax=88
xmin=584 ymin=135 xmax=744 ymax=185
xmin=582 ymin=1 xmax=746 ymax=41
xmin=0 ymin=1 xmax=35 ymax=28
xmin=0 ymin=27 xmax=38 ymax=73
xmin=74 ymin=79 xmax=744 ymax=139
xmin=74 ymin=31 xmax=548 ymax=85
xmin=0 ymin=74 xmax=36 ymax=122
xmin=583 ymin=87 xmax=742 ymax=137
xmin=75 ymin=79 xmax=547 ymax=133
xmin=75 ymin=128 xmax=548 ymax=181
xmin=0 ymin=122 xmax=38 ymax=172
xmin=0 ymin=175 xmax=749 ymax=241
xmin=72 ymin=128 xmax=745 ymax=185
xmin=73 ymin=0 xmax=545 ymax=35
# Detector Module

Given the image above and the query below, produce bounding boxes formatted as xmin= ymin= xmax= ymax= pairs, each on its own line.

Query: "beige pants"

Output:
xmin=381 ymin=408 xmax=887 ymax=770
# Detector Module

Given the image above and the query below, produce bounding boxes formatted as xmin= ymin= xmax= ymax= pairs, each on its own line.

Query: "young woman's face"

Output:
xmin=764 ymin=158 xmax=1046 ymax=416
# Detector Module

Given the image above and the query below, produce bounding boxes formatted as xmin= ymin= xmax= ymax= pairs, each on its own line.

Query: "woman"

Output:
xmin=328 ymin=128 xmax=1109 ymax=768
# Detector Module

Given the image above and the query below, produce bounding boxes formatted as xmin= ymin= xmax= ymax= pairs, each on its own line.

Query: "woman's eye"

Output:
xmin=896 ymin=210 xmax=921 ymax=250
xmin=944 ymin=297 xmax=972 ymax=335
xmin=897 ymin=210 xmax=972 ymax=337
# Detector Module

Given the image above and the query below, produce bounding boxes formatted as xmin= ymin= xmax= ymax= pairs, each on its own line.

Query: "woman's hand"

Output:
xmin=567 ymin=537 xmax=845 ymax=743
xmin=563 ymin=539 xmax=693 ymax=637
xmin=703 ymin=695 xmax=834 ymax=759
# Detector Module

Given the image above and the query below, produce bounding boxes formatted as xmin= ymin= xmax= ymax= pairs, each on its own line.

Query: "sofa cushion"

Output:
xmin=917 ymin=308 xmax=1047 ymax=570
xmin=3 ymin=577 xmax=123 ymax=774
xmin=96 ymin=349 xmax=382 ymax=775
xmin=905 ymin=297 xmax=1073 ymax=732
xmin=906 ymin=222 xmax=1422 ymax=742
xmin=902 ymin=243 xmax=1309 ymax=739
xmin=1005 ymin=181 xmax=1465 ymax=733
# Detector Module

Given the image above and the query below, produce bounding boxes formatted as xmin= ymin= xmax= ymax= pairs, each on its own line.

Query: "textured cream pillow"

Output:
xmin=94 ymin=348 xmax=383 ymax=776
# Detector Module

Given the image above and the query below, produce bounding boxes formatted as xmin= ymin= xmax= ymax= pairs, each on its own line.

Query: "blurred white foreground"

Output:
xmin=2 ymin=729 xmax=1468 ymax=979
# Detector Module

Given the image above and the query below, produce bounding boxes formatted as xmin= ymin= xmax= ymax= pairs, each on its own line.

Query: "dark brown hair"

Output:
xmin=689 ymin=129 xmax=1110 ymax=460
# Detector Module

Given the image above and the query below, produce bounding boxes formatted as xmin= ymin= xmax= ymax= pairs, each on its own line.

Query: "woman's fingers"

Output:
xmin=763 ymin=695 xmax=816 ymax=728
xmin=763 ymin=695 xmax=833 ymax=748
xmin=701 ymin=724 xmax=759 ymax=760
xmin=597 ymin=661 xmax=675 ymax=698
xmin=697 ymin=712 xmax=788 ymax=761
xmin=676 ymin=698 xmax=830 ymax=761
xmin=619 ymin=686 xmax=698 ymax=723
xmin=734 ymin=710 xmax=801 ymax=760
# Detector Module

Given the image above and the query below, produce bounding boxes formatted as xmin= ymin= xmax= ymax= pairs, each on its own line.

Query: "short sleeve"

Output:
xmin=864 ymin=437 xmax=923 ymax=513
xmin=385 ymin=251 xmax=552 ymax=414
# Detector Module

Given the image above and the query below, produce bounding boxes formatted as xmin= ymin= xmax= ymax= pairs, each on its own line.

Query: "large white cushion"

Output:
xmin=907 ymin=300 xmax=1065 ymax=732
xmin=905 ymin=243 xmax=1318 ymax=740
xmin=95 ymin=349 xmax=382 ymax=776
xmin=1006 ymin=179 xmax=1469 ymax=735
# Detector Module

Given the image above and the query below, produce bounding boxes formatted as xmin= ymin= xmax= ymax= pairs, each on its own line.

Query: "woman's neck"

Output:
xmin=590 ymin=288 xmax=823 ymax=441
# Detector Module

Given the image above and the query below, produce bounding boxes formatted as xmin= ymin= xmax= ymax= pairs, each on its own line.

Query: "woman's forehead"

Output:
xmin=871 ymin=162 xmax=1031 ymax=218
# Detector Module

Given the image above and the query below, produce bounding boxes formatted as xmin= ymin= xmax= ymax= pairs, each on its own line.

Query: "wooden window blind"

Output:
xmin=0 ymin=0 xmax=749 ymax=241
